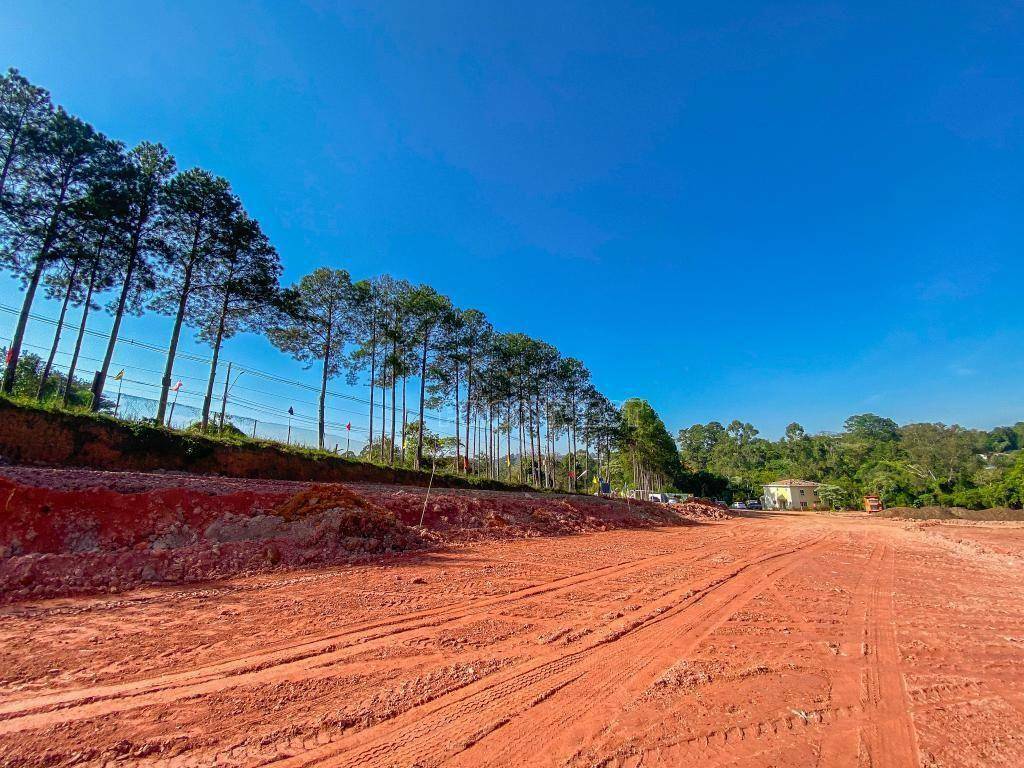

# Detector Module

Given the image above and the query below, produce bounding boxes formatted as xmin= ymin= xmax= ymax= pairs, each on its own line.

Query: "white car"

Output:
xmin=730 ymin=501 xmax=747 ymax=509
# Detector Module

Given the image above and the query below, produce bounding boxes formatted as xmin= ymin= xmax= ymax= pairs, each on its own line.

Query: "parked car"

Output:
xmin=745 ymin=499 xmax=763 ymax=510
xmin=730 ymin=501 xmax=747 ymax=509
xmin=648 ymin=492 xmax=670 ymax=503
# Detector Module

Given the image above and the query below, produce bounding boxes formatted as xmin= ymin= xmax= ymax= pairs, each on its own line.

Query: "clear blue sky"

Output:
xmin=3 ymin=1 xmax=1022 ymax=443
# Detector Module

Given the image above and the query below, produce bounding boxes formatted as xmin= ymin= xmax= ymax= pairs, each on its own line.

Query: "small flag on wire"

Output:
xmin=171 ymin=381 xmax=182 ymax=392
xmin=346 ymin=422 xmax=351 ymax=431
xmin=113 ymin=369 xmax=124 ymax=381
xmin=288 ymin=407 xmax=294 ymax=416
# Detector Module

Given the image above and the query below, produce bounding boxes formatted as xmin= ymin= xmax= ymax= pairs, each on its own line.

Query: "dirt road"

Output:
xmin=2 ymin=510 xmax=1023 ymax=767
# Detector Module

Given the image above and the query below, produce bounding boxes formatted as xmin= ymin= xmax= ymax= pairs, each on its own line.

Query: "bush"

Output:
xmin=186 ymin=420 xmax=249 ymax=441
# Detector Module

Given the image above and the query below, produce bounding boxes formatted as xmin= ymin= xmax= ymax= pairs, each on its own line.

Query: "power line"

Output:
xmin=0 ymin=302 xmax=461 ymax=427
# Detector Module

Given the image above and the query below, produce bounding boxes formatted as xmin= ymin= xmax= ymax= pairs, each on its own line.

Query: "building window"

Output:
xmin=799 ymin=489 xmax=805 ymax=496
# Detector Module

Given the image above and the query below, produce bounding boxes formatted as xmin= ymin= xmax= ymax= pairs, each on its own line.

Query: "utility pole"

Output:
xmin=218 ymin=362 xmax=232 ymax=432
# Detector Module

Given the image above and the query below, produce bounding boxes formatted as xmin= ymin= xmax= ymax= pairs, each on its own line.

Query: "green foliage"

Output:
xmin=817 ymin=484 xmax=847 ymax=510
xmin=186 ymin=420 xmax=248 ymax=441
xmin=676 ymin=412 xmax=1022 ymax=509
xmin=612 ymin=398 xmax=683 ymax=491
xmin=1 ymin=349 xmax=107 ymax=409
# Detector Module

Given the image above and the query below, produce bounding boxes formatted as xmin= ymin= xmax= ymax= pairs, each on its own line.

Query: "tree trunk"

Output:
xmin=318 ymin=316 xmax=332 ymax=451
xmin=2 ymin=194 xmax=65 ymax=393
xmin=464 ymin=353 xmax=473 ymax=475
xmin=389 ymin=349 xmax=397 ymax=465
xmin=368 ymin=314 xmax=376 ymax=460
xmin=91 ymin=245 xmax=137 ymax=410
xmin=401 ymin=375 xmax=407 ymax=460
xmin=62 ymin=260 xmax=99 ymax=406
xmin=380 ymin=376 xmax=386 ymax=459
xmin=37 ymin=262 xmax=78 ymax=400
xmin=534 ymin=393 xmax=543 ymax=486
xmin=415 ymin=331 xmax=429 ymax=469
xmin=454 ymin=361 xmax=460 ymax=472
xmin=506 ymin=401 xmax=512 ymax=482
xmin=201 ymin=290 xmax=231 ymax=429
xmin=219 ymin=362 xmax=231 ymax=431
xmin=528 ymin=403 xmax=536 ymax=485
xmin=518 ymin=397 xmax=526 ymax=484
xmin=155 ymin=259 xmax=195 ymax=424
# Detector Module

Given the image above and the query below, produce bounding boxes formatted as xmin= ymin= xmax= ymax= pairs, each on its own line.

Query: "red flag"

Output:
xmin=4 ymin=347 xmax=12 ymax=365
xmin=346 ymin=422 xmax=351 ymax=431
xmin=171 ymin=381 xmax=182 ymax=392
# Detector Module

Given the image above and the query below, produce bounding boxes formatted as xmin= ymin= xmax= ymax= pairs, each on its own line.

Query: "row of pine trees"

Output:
xmin=1 ymin=68 xmax=675 ymax=491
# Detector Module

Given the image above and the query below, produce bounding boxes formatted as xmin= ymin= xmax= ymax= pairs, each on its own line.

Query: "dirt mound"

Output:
xmin=880 ymin=505 xmax=1024 ymax=521
xmin=671 ymin=498 xmax=732 ymax=520
xmin=365 ymin=488 xmax=689 ymax=537
xmin=0 ymin=469 xmax=693 ymax=603
xmin=0 ymin=475 xmax=425 ymax=602
xmin=274 ymin=483 xmax=390 ymax=521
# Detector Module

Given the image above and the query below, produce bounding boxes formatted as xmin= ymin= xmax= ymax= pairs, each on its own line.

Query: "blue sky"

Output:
xmin=2 ymin=1 xmax=1022 ymax=444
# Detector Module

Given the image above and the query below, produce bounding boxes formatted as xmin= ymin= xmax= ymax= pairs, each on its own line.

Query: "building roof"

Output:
xmin=763 ymin=478 xmax=821 ymax=488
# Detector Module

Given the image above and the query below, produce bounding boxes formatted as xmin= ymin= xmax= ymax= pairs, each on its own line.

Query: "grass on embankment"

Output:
xmin=0 ymin=393 xmax=534 ymax=492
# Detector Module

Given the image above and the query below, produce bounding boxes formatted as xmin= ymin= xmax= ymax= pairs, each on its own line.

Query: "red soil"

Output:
xmin=2 ymin=506 xmax=1023 ymax=767
xmin=0 ymin=468 xmax=689 ymax=602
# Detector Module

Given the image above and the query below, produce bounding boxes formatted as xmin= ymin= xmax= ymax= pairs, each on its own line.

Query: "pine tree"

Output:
xmin=2 ymin=108 xmax=120 ymax=393
xmin=187 ymin=210 xmax=281 ymax=428
xmin=268 ymin=268 xmax=353 ymax=450
xmin=90 ymin=142 xmax=175 ymax=409
xmin=151 ymin=168 xmax=237 ymax=423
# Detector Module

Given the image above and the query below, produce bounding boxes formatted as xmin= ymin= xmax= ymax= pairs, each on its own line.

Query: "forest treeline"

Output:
xmin=678 ymin=415 xmax=1024 ymax=509
xmin=0 ymin=68 xmax=675 ymax=492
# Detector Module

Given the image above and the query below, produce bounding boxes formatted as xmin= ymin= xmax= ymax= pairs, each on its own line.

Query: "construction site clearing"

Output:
xmin=1 ymin=467 xmax=1023 ymax=767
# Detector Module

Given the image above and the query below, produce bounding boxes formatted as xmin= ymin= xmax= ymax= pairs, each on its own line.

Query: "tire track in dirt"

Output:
xmin=540 ymin=530 xmax=887 ymax=768
xmin=0 ymin=528 xmax=743 ymax=735
xmin=260 ymin=533 xmax=827 ymax=768
xmin=161 ymin=531 xmax=786 ymax=768
xmin=5 ymin=513 xmax=1024 ymax=768
xmin=857 ymin=542 xmax=920 ymax=768
xmin=531 ymin=534 xmax=833 ymax=768
xmin=184 ymin=533 xmax=793 ymax=768
xmin=475 ymin=538 xmax=830 ymax=767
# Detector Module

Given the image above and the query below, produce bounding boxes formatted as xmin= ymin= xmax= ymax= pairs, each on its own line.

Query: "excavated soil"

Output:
xmin=2 ymin=496 xmax=1023 ymax=767
xmin=879 ymin=506 xmax=1024 ymax=521
xmin=0 ymin=468 xmax=688 ymax=602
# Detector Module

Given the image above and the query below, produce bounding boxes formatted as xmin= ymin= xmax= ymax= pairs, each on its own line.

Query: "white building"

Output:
xmin=762 ymin=479 xmax=821 ymax=510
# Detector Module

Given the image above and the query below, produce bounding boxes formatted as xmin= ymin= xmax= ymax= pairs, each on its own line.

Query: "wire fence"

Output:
xmin=0 ymin=297 xmax=470 ymax=457
xmin=112 ymin=391 xmax=360 ymax=454
xmin=0 ymin=300 xmax=592 ymax=472
xmin=0 ymin=331 xmax=372 ymax=454
xmin=0 ymin=300 xmax=461 ymax=408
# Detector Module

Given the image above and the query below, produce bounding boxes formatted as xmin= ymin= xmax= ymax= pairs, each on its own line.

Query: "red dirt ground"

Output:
xmin=2 ymin=478 xmax=1024 ymax=767
xmin=0 ymin=468 xmax=695 ymax=602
